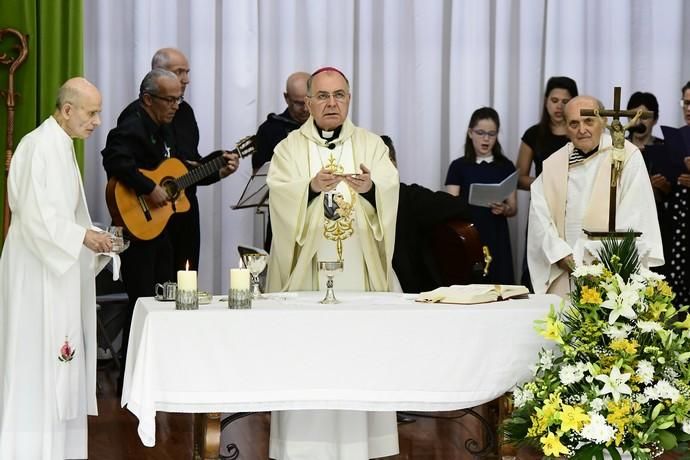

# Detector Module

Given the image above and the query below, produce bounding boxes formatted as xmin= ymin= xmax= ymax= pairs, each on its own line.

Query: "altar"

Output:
xmin=121 ymin=292 xmax=560 ymax=458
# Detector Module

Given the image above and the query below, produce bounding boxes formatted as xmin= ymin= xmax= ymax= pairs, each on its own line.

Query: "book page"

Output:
xmin=467 ymin=171 xmax=518 ymax=207
xmin=416 ymin=285 xmax=498 ymax=304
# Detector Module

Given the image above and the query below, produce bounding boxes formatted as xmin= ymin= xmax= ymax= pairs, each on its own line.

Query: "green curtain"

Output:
xmin=0 ymin=0 xmax=83 ymax=248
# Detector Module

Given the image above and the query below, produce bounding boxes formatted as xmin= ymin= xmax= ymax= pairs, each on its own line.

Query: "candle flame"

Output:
xmin=238 ymin=258 xmax=244 ymax=269
xmin=185 ymin=260 xmax=189 ymax=271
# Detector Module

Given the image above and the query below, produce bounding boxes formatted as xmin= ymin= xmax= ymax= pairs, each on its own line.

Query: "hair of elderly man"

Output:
xmin=564 ymin=95 xmax=605 ymax=121
xmin=306 ymin=68 xmax=350 ymax=96
xmin=139 ymin=68 xmax=178 ymax=98
xmin=151 ymin=49 xmax=172 ymax=69
xmin=55 ymin=84 xmax=80 ymax=109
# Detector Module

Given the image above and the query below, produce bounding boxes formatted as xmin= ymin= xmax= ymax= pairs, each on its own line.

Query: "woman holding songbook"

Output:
xmin=445 ymin=107 xmax=516 ymax=284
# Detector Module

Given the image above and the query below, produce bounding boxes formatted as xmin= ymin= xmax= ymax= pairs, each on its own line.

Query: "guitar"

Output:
xmin=105 ymin=136 xmax=255 ymax=241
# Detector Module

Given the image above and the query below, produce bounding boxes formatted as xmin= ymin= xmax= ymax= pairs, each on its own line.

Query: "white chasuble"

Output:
xmin=527 ymin=134 xmax=663 ymax=297
xmin=0 ymin=116 xmax=104 ymax=460
xmin=308 ymin=140 xmax=367 ymax=290
xmin=266 ymin=117 xmax=400 ymax=460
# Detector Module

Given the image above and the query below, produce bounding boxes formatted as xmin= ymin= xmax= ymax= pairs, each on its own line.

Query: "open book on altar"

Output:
xmin=416 ymin=284 xmax=529 ymax=304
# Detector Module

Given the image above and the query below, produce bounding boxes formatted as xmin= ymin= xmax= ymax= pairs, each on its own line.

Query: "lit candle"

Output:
xmin=230 ymin=268 xmax=250 ymax=290
xmin=177 ymin=261 xmax=197 ymax=291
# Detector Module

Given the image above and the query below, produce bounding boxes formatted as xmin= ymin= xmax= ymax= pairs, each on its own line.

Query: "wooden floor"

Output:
xmin=89 ymin=365 xmax=499 ymax=460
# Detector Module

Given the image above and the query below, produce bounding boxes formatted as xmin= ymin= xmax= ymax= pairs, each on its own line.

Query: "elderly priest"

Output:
xmin=0 ymin=78 xmax=112 ymax=459
xmin=527 ymin=95 xmax=664 ymax=296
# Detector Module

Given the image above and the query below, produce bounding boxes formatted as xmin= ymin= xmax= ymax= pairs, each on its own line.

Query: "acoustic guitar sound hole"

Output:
xmin=162 ymin=178 xmax=180 ymax=200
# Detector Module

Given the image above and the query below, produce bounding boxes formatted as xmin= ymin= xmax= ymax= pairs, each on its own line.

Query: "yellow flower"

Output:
xmin=647 ymin=301 xmax=667 ymax=320
xmin=610 ymin=338 xmax=638 ymax=355
xmin=580 ymin=286 xmax=603 ymax=305
xmin=559 ymin=404 xmax=590 ymax=432
xmin=540 ymin=320 xmax=565 ymax=344
xmin=657 ymin=281 xmax=673 ymax=297
xmin=540 ymin=432 xmax=570 ymax=457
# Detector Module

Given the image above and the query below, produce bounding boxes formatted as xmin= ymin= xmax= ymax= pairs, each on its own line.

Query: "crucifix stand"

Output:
xmin=581 ymin=86 xmax=652 ymax=240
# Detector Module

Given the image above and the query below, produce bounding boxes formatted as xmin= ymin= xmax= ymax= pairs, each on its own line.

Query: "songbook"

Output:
xmin=415 ymin=284 xmax=529 ymax=304
xmin=468 ymin=171 xmax=518 ymax=207
xmin=642 ymin=125 xmax=690 ymax=182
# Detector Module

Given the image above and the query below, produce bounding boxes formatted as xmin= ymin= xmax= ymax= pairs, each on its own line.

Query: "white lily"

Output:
xmin=595 ymin=366 xmax=632 ymax=402
xmin=600 ymin=276 xmax=639 ymax=324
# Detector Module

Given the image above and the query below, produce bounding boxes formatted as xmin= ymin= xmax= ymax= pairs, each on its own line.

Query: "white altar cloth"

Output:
xmin=121 ymin=292 xmax=560 ymax=447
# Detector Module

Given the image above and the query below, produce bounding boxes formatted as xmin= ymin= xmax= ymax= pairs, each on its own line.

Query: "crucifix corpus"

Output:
xmin=581 ymin=86 xmax=653 ymax=239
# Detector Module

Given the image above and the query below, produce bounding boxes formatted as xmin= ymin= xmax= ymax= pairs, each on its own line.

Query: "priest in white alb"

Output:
xmin=0 ymin=78 xmax=113 ymax=459
xmin=266 ymin=67 xmax=400 ymax=459
xmin=528 ymin=95 xmax=664 ymax=296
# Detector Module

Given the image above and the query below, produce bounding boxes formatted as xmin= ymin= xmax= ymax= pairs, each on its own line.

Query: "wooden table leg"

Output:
xmin=193 ymin=413 xmax=221 ymax=460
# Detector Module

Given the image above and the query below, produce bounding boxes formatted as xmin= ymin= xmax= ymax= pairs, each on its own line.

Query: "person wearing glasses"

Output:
xmin=445 ymin=107 xmax=517 ymax=284
xmin=102 ymin=68 xmax=238 ymax=394
xmin=266 ymin=67 xmax=400 ymax=460
xmin=527 ymin=95 xmax=663 ymax=297
xmin=117 ymin=48 xmax=239 ymax=273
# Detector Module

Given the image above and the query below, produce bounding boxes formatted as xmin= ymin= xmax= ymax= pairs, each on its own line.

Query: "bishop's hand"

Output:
xmin=310 ymin=168 xmax=342 ymax=193
xmin=343 ymin=163 xmax=373 ymax=193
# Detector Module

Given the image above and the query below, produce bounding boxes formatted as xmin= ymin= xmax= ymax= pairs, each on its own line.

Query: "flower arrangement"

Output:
xmin=503 ymin=236 xmax=690 ymax=459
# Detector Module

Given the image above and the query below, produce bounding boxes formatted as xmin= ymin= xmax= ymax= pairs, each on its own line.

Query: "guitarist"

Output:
xmin=101 ymin=67 xmax=238 ymax=393
xmin=116 ymin=47 xmax=239 ymax=272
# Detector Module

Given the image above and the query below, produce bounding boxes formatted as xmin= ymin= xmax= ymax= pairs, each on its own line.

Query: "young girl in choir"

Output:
xmin=445 ymin=107 xmax=516 ymax=284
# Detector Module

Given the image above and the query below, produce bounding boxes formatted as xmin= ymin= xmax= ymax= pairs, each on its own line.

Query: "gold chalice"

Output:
xmin=318 ymin=260 xmax=344 ymax=304
xmin=242 ymin=253 xmax=268 ymax=299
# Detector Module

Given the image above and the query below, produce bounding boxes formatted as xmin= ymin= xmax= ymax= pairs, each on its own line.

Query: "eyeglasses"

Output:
xmin=681 ymin=100 xmax=690 ymax=108
xmin=472 ymin=129 xmax=497 ymax=138
xmin=149 ymin=94 xmax=184 ymax=105
xmin=310 ymin=91 xmax=349 ymax=103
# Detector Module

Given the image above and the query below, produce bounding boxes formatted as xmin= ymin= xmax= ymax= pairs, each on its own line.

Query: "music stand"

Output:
xmin=232 ymin=162 xmax=270 ymax=210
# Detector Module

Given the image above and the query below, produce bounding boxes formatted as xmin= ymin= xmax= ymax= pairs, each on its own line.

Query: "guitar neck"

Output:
xmin=173 ymin=136 xmax=255 ymax=191
xmin=175 ymin=154 xmax=227 ymax=190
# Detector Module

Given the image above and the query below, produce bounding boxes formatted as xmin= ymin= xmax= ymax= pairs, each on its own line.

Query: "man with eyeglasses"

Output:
xmin=116 ymin=48 xmax=239 ymax=273
xmin=527 ymin=95 xmax=663 ymax=297
xmin=266 ymin=67 xmax=400 ymax=459
xmin=102 ymin=67 xmax=234 ymax=394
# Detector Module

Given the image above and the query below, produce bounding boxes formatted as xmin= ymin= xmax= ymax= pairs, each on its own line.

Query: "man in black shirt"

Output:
xmin=253 ymin=72 xmax=309 ymax=249
xmin=103 ymin=65 xmax=238 ymax=392
xmin=252 ymin=71 xmax=310 ymax=173
xmin=117 ymin=47 xmax=239 ymax=271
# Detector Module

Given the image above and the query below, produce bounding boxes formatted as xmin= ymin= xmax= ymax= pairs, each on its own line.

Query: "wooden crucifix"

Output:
xmin=581 ymin=86 xmax=653 ymax=238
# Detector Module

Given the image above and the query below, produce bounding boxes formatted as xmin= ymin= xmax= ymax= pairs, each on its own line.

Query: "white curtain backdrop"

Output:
xmin=83 ymin=0 xmax=690 ymax=293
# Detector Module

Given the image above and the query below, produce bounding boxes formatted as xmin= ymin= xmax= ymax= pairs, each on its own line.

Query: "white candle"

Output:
xmin=177 ymin=269 xmax=197 ymax=291
xmin=230 ymin=268 xmax=250 ymax=290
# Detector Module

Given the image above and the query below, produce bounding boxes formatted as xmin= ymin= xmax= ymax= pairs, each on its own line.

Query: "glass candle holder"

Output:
xmin=228 ymin=288 xmax=252 ymax=309
xmin=176 ymin=288 xmax=199 ymax=310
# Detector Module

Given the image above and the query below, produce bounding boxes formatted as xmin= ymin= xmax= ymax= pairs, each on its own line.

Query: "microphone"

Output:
xmin=327 ymin=143 xmax=336 ymax=150
xmin=626 ymin=124 xmax=647 ymax=134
